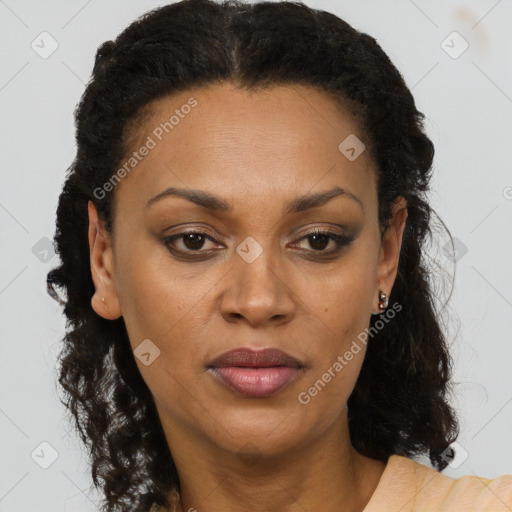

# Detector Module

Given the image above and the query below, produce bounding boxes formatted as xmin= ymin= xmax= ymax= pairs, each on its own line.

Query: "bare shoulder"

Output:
xmin=408 ymin=456 xmax=512 ymax=511
xmin=364 ymin=454 xmax=512 ymax=511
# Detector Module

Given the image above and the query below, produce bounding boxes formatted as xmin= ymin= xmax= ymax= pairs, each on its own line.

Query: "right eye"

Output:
xmin=162 ymin=230 xmax=224 ymax=258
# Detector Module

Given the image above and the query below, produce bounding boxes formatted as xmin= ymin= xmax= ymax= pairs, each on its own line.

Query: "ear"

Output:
xmin=88 ymin=201 xmax=122 ymax=320
xmin=373 ymin=196 xmax=408 ymax=314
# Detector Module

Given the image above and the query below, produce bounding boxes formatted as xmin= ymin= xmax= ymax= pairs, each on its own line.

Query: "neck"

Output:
xmin=163 ymin=411 xmax=386 ymax=512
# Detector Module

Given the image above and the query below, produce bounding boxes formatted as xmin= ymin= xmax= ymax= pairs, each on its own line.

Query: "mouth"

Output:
xmin=206 ymin=347 xmax=304 ymax=397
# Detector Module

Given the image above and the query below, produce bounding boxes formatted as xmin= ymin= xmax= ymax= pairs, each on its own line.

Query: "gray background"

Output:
xmin=1 ymin=0 xmax=511 ymax=510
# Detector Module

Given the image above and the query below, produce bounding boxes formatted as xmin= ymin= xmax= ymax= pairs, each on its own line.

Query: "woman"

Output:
xmin=46 ymin=0 xmax=512 ymax=511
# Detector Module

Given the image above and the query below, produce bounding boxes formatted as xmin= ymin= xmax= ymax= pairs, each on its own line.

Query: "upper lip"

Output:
xmin=208 ymin=347 xmax=303 ymax=368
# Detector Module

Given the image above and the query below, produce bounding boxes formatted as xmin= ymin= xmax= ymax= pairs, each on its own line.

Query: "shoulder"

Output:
xmin=364 ymin=454 xmax=512 ymax=512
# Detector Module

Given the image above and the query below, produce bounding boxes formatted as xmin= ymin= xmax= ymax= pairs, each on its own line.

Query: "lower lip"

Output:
xmin=209 ymin=366 xmax=301 ymax=397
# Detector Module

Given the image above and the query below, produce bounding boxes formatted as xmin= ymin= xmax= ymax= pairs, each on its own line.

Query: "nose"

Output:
xmin=219 ymin=244 xmax=295 ymax=327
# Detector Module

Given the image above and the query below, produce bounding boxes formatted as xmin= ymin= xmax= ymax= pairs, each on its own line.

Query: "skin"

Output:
xmin=88 ymin=82 xmax=408 ymax=512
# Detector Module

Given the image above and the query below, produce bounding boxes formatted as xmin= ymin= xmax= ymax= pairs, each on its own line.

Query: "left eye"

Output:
xmin=293 ymin=229 xmax=352 ymax=252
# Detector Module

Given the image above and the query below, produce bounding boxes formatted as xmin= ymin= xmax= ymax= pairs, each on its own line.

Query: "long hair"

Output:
xmin=47 ymin=1 xmax=459 ymax=510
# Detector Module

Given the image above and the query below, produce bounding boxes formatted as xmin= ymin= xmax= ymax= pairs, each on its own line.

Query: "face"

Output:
xmin=88 ymin=82 xmax=407 ymax=458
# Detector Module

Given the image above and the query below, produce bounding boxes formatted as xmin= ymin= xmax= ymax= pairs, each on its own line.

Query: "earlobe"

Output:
xmin=88 ymin=201 xmax=122 ymax=320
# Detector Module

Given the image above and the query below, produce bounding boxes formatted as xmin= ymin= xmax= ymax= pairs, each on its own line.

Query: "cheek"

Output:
xmin=304 ymin=252 xmax=376 ymax=334
xmin=114 ymin=256 xmax=206 ymax=413
xmin=114 ymin=248 xmax=221 ymax=407
xmin=294 ymin=253 xmax=375 ymax=405
xmin=114 ymin=237 xmax=203 ymax=345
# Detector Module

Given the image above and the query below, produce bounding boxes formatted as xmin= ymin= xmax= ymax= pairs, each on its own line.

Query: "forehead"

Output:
xmin=112 ymin=82 xmax=376 ymax=219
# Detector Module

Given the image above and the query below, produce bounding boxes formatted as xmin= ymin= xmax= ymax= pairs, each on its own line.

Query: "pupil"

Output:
xmin=184 ymin=233 xmax=205 ymax=250
xmin=309 ymin=233 xmax=329 ymax=250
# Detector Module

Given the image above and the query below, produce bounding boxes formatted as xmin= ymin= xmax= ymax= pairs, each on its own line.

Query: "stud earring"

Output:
xmin=378 ymin=290 xmax=389 ymax=310
xmin=100 ymin=297 xmax=109 ymax=309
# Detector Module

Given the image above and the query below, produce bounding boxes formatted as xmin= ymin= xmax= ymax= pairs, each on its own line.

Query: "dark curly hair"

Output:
xmin=47 ymin=0 xmax=460 ymax=510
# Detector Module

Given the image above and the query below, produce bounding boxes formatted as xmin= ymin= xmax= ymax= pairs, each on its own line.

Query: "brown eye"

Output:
xmin=294 ymin=229 xmax=353 ymax=254
xmin=306 ymin=232 xmax=331 ymax=251
xmin=181 ymin=233 xmax=207 ymax=250
xmin=163 ymin=231 xmax=220 ymax=255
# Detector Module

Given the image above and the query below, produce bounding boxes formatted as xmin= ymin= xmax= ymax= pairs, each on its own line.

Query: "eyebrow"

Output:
xmin=145 ymin=185 xmax=364 ymax=214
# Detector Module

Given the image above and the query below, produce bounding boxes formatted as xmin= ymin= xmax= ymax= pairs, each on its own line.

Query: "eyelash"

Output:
xmin=162 ymin=228 xmax=354 ymax=259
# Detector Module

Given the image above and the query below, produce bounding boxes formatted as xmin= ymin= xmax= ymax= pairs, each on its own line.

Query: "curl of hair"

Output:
xmin=47 ymin=1 xmax=459 ymax=510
